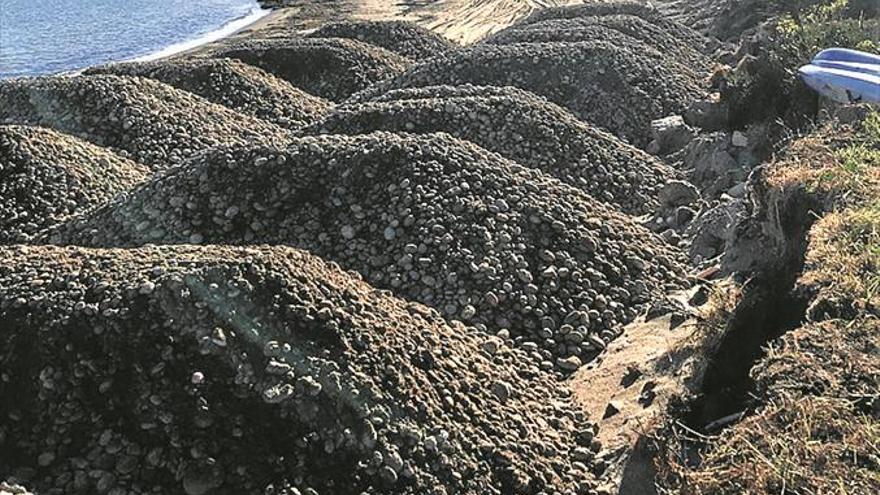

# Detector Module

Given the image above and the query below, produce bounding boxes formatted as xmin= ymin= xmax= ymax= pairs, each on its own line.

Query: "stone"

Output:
xmin=650 ymin=115 xmax=695 ymax=154
xmin=684 ymin=97 xmax=729 ymax=131
xmin=684 ymin=132 xmax=743 ymax=195
xmin=731 ymin=131 xmax=749 ymax=147
xmin=191 ymin=371 xmax=205 ymax=385
xmin=182 ymin=464 xmax=221 ymax=495
xmin=37 ymin=452 xmax=55 ymax=467
xmin=490 ymin=381 xmax=512 ymax=403
xmin=727 ymin=182 xmax=746 ymax=198
xmin=603 ymin=401 xmax=621 ymax=419
xmin=658 ymin=180 xmax=701 ymax=209
xmin=379 ymin=466 xmax=399 ymax=485
xmin=556 ymin=355 xmax=583 ymax=372
xmin=674 ymin=206 xmax=697 ymax=227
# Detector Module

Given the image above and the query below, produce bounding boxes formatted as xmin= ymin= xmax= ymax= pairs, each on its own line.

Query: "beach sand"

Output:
xmin=185 ymin=0 xmax=580 ymax=56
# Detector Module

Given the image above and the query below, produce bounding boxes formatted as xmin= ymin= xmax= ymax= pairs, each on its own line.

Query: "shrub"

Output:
xmin=723 ymin=0 xmax=879 ymax=128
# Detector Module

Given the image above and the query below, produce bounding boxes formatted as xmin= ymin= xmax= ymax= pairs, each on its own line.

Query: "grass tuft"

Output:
xmin=657 ymin=110 xmax=880 ymax=494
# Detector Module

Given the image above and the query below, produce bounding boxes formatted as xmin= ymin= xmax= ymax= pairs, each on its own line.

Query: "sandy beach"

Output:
xmin=184 ymin=0 xmax=579 ymax=57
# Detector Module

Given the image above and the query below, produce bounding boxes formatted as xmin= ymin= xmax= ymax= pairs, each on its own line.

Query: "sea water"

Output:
xmin=0 ymin=0 xmax=267 ymax=78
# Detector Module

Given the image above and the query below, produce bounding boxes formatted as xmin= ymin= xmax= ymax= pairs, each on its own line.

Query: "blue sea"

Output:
xmin=0 ymin=0 xmax=267 ymax=78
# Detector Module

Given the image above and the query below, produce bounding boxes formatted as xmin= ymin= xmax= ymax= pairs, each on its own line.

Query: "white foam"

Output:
xmin=131 ymin=6 xmax=269 ymax=63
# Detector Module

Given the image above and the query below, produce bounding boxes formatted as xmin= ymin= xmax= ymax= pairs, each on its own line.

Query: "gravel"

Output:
xmin=483 ymin=14 xmax=711 ymax=74
xmin=215 ymin=38 xmax=410 ymax=102
xmin=86 ymin=58 xmax=333 ymax=130
xmin=0 ymin=125 xmax=148 ymax=244
xmin=0 ymin=75 xmax=291 ymax=170
xmin=0 ymin=244 xmax=600 ymax=494
xmin=350 ymin=39 xmax=705 ymax=146
xmin=305 ymin=84 xmax=678 ymax=214
xmin=47 ymin=131 xmax=687 ymax=365
xmin=520 ymin=1 xmax=661 ymax=25
xmin=307 ymin=20 xmax=457 ymax=60
xmin=519 ymin=1 xmax=710 ymax=48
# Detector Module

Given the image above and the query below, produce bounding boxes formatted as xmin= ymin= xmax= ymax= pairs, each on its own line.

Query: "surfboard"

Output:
xmin=798 ymin=49 xmax=880 ymax=104
xmin=813 ymin=48 xmax=880 ymax=66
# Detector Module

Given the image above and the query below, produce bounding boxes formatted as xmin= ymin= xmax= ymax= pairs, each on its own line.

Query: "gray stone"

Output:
xmin=658 ymin=180 xmax=701 ymax=209
xmin=556 ymin=355 xmax=583 ymax=372
xmin=650 ymin=115 xmax=695 ymax=154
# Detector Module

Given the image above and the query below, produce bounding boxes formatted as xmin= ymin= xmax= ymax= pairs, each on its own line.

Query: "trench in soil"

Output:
xmin=684 ymin=191 xmax=821 ymax=434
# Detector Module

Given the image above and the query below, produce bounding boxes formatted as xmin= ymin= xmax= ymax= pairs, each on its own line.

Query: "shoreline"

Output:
xmin=11 ymin=0 xmax=562 ymax=79
xmin=129 ymin=6 xmax=272 ymax=63
xmin=7 ymin=4 xmax=285 ymax=79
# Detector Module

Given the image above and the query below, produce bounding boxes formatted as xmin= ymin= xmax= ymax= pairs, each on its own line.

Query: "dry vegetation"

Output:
xmin=658 ymin=111 xmax=880 ymax=494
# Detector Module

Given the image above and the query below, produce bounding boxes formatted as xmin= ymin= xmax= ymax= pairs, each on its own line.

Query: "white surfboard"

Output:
xmin=798 ymin=49 xmax=880 ymax=104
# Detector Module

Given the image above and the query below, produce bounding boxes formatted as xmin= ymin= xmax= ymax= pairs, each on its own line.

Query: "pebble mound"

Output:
xmin=217 ymin=38 xmax=409 ymax=102
xmin=484 ymin=14 xmax=711 ymax=74
xmin=516 ymin=2 xmax=711 ymax=59
xmin=86 ymin=58 xmax=333 ymax=130
xmin=0 ymin=75 xmax=290 ymax=169
xmin=515 ymin=0 xmax=715 ymax=49
xmin=0 ymin=244 xmax=600 ymax=494
xmin=307 ymin=20 xmax=457 ymax=60
xmin=306 ymin=85 xmax=677 ymax=215
xmin=521 ymin=1 xmax=662 ymax=26
xmin=351 ymin=40 xmax=705 ymax=146
xmin=0 ymin=125 xmax=148 ymax=244
xmin=49 ymin=132 xmax=687 ymax=366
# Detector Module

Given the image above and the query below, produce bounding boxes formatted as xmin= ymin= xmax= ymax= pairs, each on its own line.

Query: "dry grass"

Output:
xmin=804 ymin=204 xmax=880 ymax=308
xmin=676 ymin=393 xmax=880 ymax=494
xmin=663 ymin=316 xmax=880 ymax=495
xmin=657 ymin=111 xmax=880 ymax=494
xmin=768 ymin=113 xmax=880 ymax=205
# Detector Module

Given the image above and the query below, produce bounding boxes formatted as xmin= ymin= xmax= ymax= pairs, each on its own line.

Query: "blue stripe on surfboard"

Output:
xmin=813 ymin=48 xmax=880 ymax=66
xmin=812 ymin=59 xmax=880 ymax=77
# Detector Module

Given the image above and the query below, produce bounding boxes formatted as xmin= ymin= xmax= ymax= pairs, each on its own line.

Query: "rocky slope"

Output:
xmin=0 ymin=75 xmax=290 ymax=169
xmin=0 ymin=244 xmax=598 ymax=494
xmin=352 ymin=36 xmax=706 ymax=146
xmin=307 ymin=21 xmax=458 ymax=59
xmin=0 ymin=125 xmax=148 ymax=243
xmin=215 ymin=38 xmax=410 ymax=102
xmin=87 ymin=58 xmax=333 ymax=130
xmin=46 ymin=132 xmax=687 ymax=370
xmin=483 ymin=12 xmax=712 ymax=73
xmin=306 ymin=84 xmax=677 ymax=215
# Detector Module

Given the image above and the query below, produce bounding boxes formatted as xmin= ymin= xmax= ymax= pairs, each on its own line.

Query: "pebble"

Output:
xmin=556 ymin=355 xmax=583 ymax=372
xmin=37 ymin=452 xmax=55 ymax=467
xmin=480 ymin=336 xmax=503 ymax=354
